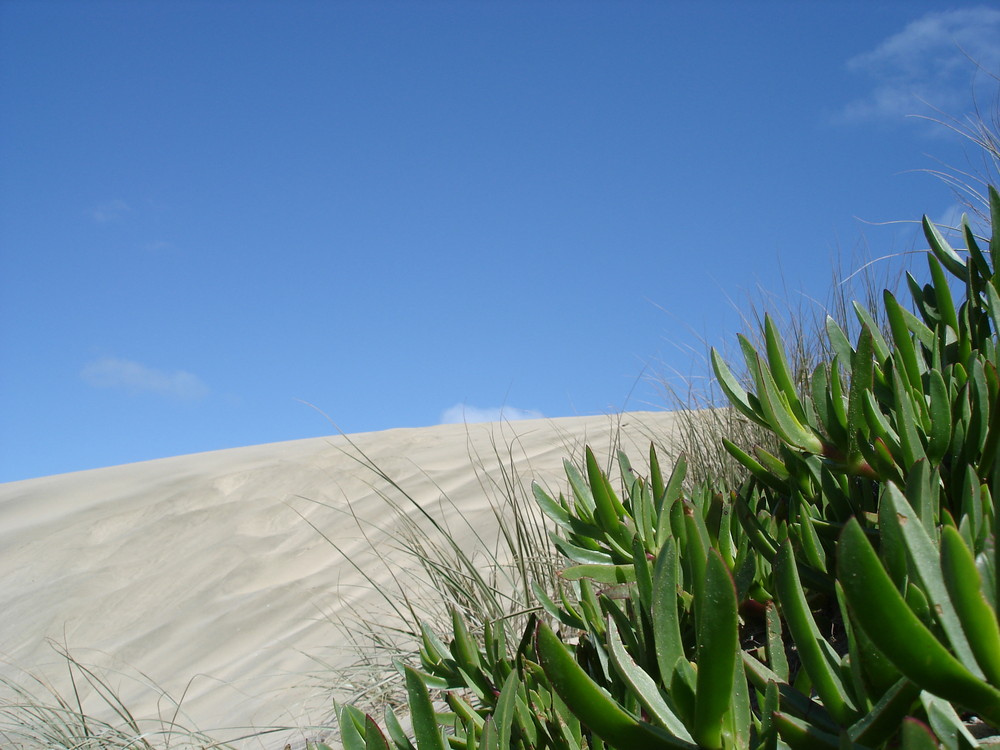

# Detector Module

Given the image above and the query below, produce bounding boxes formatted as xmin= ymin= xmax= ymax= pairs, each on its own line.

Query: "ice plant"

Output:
xmin=330 ymin=189 xmax=1000 ymax=750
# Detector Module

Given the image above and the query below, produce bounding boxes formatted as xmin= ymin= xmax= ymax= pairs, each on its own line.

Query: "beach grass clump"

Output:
xmin=0 ymin=645 xmax=234 ymax=749
xmin=306 ymin=420 xmax=618 ymax=724
xmin=328 ymin=186 xmax=1000 ymax=749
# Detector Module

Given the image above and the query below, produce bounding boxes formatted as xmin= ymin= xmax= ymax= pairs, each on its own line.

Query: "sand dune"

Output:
xmin=0 ymin=411 xmax=682 ymax=747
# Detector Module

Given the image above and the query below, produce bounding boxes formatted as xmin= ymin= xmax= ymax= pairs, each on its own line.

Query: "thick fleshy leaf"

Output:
xmin=826 ymin=316 xmax=856 ymax=369
xmin=684 ymin=510 xmax=709 ymax=606
xmin=531 ymin=580 xmax=586 ymax=631
xmin=764 ymin=314 xmax=803 ymax=417
xmin=650 ymin=443 xmax=666 ymax=506
xmin=763 ymin=682 xmax=782 ymax=750
xmin=656 ymin=454 xmax=687 ymax=546
xmin=632 ymin=536 xmax=655 ymax=610
xmin=692 ymin=550 xmax=739 ymax=750
xmin=492 ymin=668 xmax=520 ymax=750
xmin=883 ymin=485 xmax=981 ymax=676
xmin=365 ymin=715 xmax=391 ymax=750
xmin=772 ymin=712 xmax=843 ymax=750
xmin=735 ymin=494 xmax=779 ymax=559
xmin=837 ymin=519 xmax=1000 ymax=725
xmin=340 ymin=704 xmax=368 ymax=750
xmin=900 ymin=718 xmax=940 ymax=750
xmin=764 ymin=601 xmax=788 ymax=681
xmin=794 ymin=506 xmax=828 ymax=573
xmin=722 ymin=439 xmax=788 ymax=493
xmin=741 ymin=652 xmax=839 ymax=733
xmin=897 ymin=301 xmax=937 ymax=350
xmin=828 ymin=356 xmax=850 ymax=437
xmin=405 ymin=666 xmax=448 ymax=750
xmin=450 ymin=608 xmax=482 ymax=672
xmin=923 ymin=214 xmax=968 ymax=279
xmin=564 ymin=460 xmax=597 ymax=519
xmin=940 ymin=525 xmax=1000 ymax=687
xmin=711 ymin=347 xmax=767 ymax=427
xmin=752 ymin=352 xmax=825 ymax=453
xmin=607 ymin=616 xmax=694 ymax=741
xmin=586 ymin=446 xmax=629 ymax=536
xmin=419 ymin=622 xmax=451 ymax=668
xmin=925 ymin=369 xmax=952 ymax=465
xmin=963 ymin=215 xmax=993 ymax=280
xmin=927 ymin=254 xmax=960 ymax=333
xmin=652 ymin=537 xmax=684 ymax=682
xmin=853 ymin=301 xmax=892 ymax=363
xmin=774 ymin=541 xmax=857 ymax=724
xmin=847 ymin=329 xmax=875 ymax=460
xmin=535 ymin=622 xmax=695 ymax=749
xmin=447 ymin=693 xmax=485 ymax=734
xmin=532 ymin=482 xmax=575 ymax=533
xmin=885 ymin=289 xmax=925 ymax=391
xmin=847 ymin=677 xmax=921 ymax=747
xmin=863 ymin=389 xmax=901 ymax=457
xmin=984 ymin=273 xmax=1000 ymax=337
xmin=384 ymin=708 xmax=416 ymax=750
xmin=920 ymin=691 xmax=981 ymax=750
xmin=754 ymin=445 xmax=791 ymax=481
xmin=550 ymin=533 xmax=615 ymax=565
xmin=725 ymin=648 xmax=752 ymax=750
xmin=891 ymin=368 xmax=927 ymax=470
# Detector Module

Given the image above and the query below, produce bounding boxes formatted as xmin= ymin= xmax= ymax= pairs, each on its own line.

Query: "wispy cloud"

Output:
xmin=440 ymin=403 xmax=544 ymax=425
xmin=840 ymin=7 xmax=1000 ymax=123
xmin=81 ymin=357 xmax=209 ymax=400
xmin=89 ymin=199 xmax=131 ymax=223
xmin=931 ymin=202 xmax=990 ymax=238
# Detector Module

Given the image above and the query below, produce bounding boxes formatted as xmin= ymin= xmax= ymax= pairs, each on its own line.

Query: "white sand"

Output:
xmin=0 ymin=411 xmax=682 ymax=747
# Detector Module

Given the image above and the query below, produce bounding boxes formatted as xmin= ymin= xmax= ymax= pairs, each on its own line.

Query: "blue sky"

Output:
xmin=2 ymin=1 xmax=999 ymax=482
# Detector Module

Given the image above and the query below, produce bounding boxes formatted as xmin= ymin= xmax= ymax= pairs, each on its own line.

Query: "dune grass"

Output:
xmin=297 ymin=414 xmax=658 ymax=729
xmin=658 ymin=244 xmax=905 ymax=490
xmin=0 ymin=644 xmax=241 ymax=749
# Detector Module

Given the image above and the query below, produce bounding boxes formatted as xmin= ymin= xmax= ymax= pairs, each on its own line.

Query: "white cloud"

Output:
xmin=81 ymin=357 xmax=209 ymax=400
xmin=933 ymin=203 xmax=968 ymax=232
xmin=440 ymin=403 xmax=544 ymax=424
xmin=89 ymin=199 xmax=131 ymax=223
xmin=841 ymin=7 xmax=1000 ymax=123
xmin=931 ymin=202 xmax=990 ymax=238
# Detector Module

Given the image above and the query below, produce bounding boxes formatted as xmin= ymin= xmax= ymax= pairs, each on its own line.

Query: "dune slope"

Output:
xmin=0 ymin=411 xmax=680 ymax=744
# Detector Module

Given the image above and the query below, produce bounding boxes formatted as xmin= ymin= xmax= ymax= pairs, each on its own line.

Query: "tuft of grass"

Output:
xmin=301 ymin=414 xmax=679 ymax=738
xmin=0 ymin=643 xmax=225 ymax=749
xmin=913 ymin=63 xmax=1000 ymax=227
xmin=0 ymin=643 xmax=325 ymax=749
xmin=655 ymin=246 xmax=907 ymax=489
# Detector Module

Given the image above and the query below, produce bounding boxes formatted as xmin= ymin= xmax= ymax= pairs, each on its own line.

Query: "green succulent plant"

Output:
xmin=329 ymin=187 xmax=1000 ymax=750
